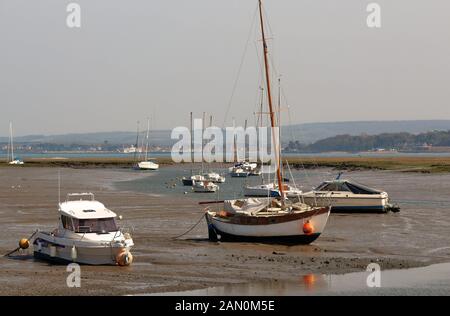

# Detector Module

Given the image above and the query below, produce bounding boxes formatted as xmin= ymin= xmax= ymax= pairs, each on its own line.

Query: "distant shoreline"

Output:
xmin=2 ymin=156 xmax=450 ymax=173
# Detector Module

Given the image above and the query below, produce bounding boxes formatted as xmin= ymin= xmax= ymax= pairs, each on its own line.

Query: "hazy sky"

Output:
xmin=1 ymin=0 xmax=450 ymax=136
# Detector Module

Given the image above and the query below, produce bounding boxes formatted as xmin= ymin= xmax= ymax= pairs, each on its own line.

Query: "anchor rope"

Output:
xmin=171 ymin=212 xmax=206 ymax=240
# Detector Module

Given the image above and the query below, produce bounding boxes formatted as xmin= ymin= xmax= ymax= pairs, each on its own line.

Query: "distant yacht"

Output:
xmin=135 ymin=118 xmax=159 ymax=170
xmin=192 ymin=180 xmax=219 ymax=193
xmin=6 ymin=122 xmax=24 ymax=165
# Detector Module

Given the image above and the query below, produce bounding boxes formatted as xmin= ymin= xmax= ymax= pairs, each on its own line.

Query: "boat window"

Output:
xmin=72 ymin=218 xmax=118 ymax=233
xmin=315 ymin=181 xmax=382 ymax=194
xmin=61 ymin=215 xmax=74 ymax=231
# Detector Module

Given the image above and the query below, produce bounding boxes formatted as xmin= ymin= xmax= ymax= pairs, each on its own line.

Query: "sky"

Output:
xmin=1 ymin=0 xmax=450 ymax=136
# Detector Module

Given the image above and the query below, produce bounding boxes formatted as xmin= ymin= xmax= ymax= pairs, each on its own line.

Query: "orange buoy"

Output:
xmin=19 ymin=238 xmax=30 ymax=249
xmin=116 ymin=250 xmax=133 ymax=266
xmin=303 ymin=274 xmax=316 ymax=287
xmin=302 ymin=221 xmax=314 ymax=235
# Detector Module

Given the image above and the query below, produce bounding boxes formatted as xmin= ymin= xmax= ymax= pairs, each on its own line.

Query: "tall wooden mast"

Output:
xmin=258 ymin=0 xmax=285 ymax=200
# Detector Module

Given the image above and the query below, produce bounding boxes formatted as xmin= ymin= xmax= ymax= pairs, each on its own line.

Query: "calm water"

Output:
xmin=117 ymin=165 xmax=450 ymax=278
xmin=150 ymin=262 xmax=450 ymax=296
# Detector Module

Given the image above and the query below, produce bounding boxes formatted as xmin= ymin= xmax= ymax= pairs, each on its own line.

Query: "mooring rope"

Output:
xmin=4 ymin=229 xmax=38 ymax=257
xmin=171 ymin=212 xmax=207 ymax=240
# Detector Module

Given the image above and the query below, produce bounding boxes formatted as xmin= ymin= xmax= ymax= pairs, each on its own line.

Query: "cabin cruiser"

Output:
xmin=182 ymin=172 xmax=225 ymax=186
xmin=230 ymin=167 xmax=250 ymax=178
xmin=203 ymin=172 xmax=226 ymax=183
xmin=192 ymin=180 xmax=219 ymax=193
xmin=32 ymin=193 xmax=134 ymax=265
xmin=182 ymin=174 xmax=205 ymax=186
xmin=244 ymin=183 xmax=302 ymax=198
xmin=300 ymin=178 xmax=394 ymax=213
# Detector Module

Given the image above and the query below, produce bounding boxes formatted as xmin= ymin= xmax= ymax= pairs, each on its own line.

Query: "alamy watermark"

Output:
xmin=66 ymin=3 xmax=81 ymax=28
xmin=66 ymin=263 xmax=81 ymax=288
xmin=171 ymin=119 xmax=279 ymax=173
xmin=366 ymin=263 xmax=381 ymax=288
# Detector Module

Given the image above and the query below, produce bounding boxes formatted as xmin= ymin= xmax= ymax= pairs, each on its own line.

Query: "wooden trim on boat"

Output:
xmin=211 ymin=207 xmax=329 ymax=226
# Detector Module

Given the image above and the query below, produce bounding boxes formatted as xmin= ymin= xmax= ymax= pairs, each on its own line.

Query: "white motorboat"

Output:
xmin=230 ymin=167 xmax=250 ymax=178
xmin=301 ymin=178 xmax=393 ymax=213
xmin=204 ymin=198 xmax=330 ymax=244
xmin=182 ymin=174 xmax=205 ymax=186
xmin=203 ymin=172 xmax=226 ymax=183
xmin=32 ymin=193 xmax=134 ymax=265
xmin=136 ymin=118 xmax=159 ymax=170
xmin=243 ymin=183 xmax=275 ymax=197
xmin=6 ymin=122 xmax=24 ymax=165
xmin=192 ymin=180 xmax=219 ymax=193
xmin=244 ymin=183 xmax=302 ymax=198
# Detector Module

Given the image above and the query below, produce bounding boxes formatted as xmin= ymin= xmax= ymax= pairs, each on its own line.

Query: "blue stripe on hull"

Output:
xmin=331 ymin=205 xmax=386 ymax=213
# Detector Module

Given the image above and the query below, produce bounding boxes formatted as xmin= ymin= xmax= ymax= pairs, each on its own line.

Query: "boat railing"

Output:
xmin=66 ymin=192 xmax=95 ymax=202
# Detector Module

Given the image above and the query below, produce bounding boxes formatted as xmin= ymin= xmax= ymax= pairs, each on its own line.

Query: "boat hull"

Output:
xmin=137 ymin=161 xmax=159 ymax=170
xmin=182 ymin=178 xmax=194 ymax=186
xmin=300 ymin=193 xmax=389 ymax=213
xmin=205 ymin=207 xmax=330 ymax=245
xmin=230 ymin=172 xmax=249 ymax=178
xmin=33 ymin=233 xmax=133 ymax=265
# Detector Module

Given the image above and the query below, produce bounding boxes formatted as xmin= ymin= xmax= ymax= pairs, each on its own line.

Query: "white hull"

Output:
xmin=8 ymin=160 xmax=24 ymax=165
xmin=243 ymin=184 xmax=274 ymax=197
xmin=192 ymin=181 xmax=219 ymax=193
xmin=205 ymin=207 xmax=330 ymax=243
xmin=301 ymin=191 xmax=389 ymax=212
xmin=33 ymin=231 xmax=133 ymax=265
xmin=137 ymin=161 xmax=159 ymax=170
xmin=203 ymin=173 xmax=226 ymax=183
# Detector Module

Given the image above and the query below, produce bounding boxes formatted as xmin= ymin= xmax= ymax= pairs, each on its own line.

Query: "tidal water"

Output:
xmin=116 ymin=165 xmax=450 ymax=268
xmin=151 ymin=262 xmax=450 ymax=296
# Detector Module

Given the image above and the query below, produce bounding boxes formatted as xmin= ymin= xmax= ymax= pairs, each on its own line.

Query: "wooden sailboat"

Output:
xmin=136 ymin=118 xmax=159 ymax=170
xmin=203 ymin=0 xmax=330 ymax=244
xmin=7 ymin=122 xmax=24 ymax=165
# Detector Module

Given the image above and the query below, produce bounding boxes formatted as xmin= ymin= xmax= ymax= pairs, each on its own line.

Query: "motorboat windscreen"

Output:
xmin=314 ymin=180 xmax=383 ymax=195
xmin=72 ymin=218 xmax=118 ymax=233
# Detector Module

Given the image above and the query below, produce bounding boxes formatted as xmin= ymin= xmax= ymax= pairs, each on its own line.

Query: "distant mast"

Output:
xmin=9 ymin=122 xmax=14 ymax=163
xmin=258 ymin=0 xmax=285 ymax=200
xmin=144 ymin=117 xmax=150 ymax=161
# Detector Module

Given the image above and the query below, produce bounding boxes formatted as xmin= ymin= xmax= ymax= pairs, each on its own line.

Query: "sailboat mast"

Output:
xmin=189 ymin=112 xmax=193 ymax=175
xmin=10 ymin=122 xmax=14 ymax=162
xmin=133 ymin=121 xmax=140 ymax=163
xmin=145 ymin=117 xmax=150 ymax=161
xmin=278 ymin=77 xmax=283 ymax=180
xmin=258 ymin=0 xmax=285 ymax=200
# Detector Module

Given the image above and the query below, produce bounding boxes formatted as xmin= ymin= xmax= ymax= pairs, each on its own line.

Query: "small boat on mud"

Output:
xmin=300 ymin=176 xmax=398 ymax=213
xmin=32 ymin=193 xmax=134 ymax=265
xmin=135 ymin=118 xmax=159 ymax=171
xmin=6 ymin=122 xmax=24 ymax=165
xmin=204 ymin=198 xmax=330 ymax=244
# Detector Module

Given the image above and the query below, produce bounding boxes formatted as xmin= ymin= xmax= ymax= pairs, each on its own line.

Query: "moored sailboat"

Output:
xmin=6 ymin=122 xmax=24 ymax=165
xmin=136 ymin=118 xmax=159 ymax=170
xmin=203 ymin=0 xmax=330 ymax=244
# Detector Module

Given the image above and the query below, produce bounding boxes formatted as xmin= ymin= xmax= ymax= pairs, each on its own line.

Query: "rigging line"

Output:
xmin=222 ymin=4 xmax=259 ymax=129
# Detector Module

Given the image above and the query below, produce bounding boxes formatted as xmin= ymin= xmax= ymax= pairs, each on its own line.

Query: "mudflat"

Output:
xmin=0 ymin=166 xmax=449 ymax=295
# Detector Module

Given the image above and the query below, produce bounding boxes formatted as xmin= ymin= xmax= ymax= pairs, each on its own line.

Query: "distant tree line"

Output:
xmin=284 ymin=130 xmax=450 ymax=153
